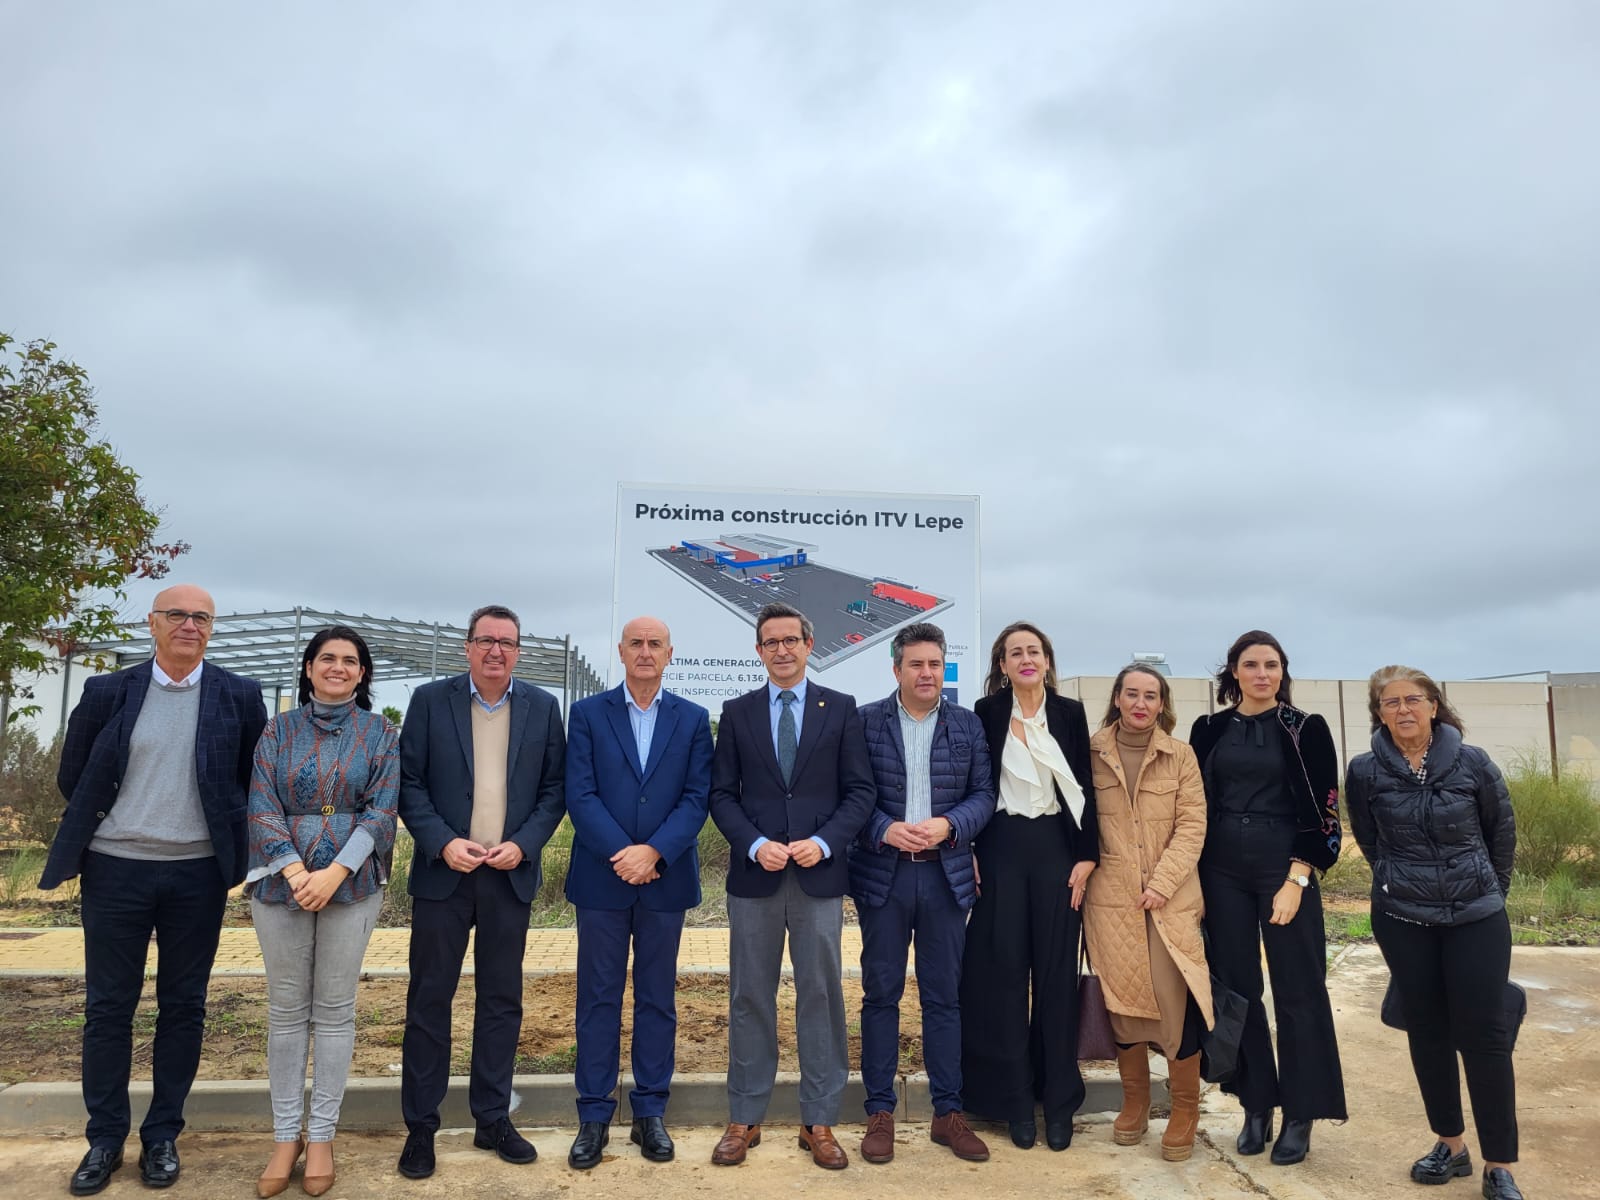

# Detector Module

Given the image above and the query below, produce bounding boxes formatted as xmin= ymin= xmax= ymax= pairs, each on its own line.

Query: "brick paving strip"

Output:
xmin=0 ymin=926 xmax=868 ymax=978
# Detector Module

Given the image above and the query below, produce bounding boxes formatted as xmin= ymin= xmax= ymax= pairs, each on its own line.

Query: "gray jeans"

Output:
xmin=251 ymin=893 xmax=382 ymax=1141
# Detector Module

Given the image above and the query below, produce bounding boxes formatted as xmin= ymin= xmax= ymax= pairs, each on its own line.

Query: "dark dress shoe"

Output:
xmin=397 ymin=1128 xmax=436 ymax=1179
xmin=1482 ymin=1167 xmax=1525 ymax=1200
xmin=1236 ymin=1110 xmax=1273 ymax=1156
xmin=1046 ymin=1119 xmax=1072 ymax=1151
xmin=568 ymin=1121 xmax=609 ymax=1170
xmin=1008 ymin=1119 xmax=1037 ymax=1149
xmin=475 ymin=1117 xmax=538 ymax=1164
xmin=630 ymin=1116 xmax=675 ymax=1162
xmin=1270 ymin=1118 xmax=1312 ymax=1165
xmin=139 ymin=1140 xmax=181 ymax=1188
xmin=1411 ymin=1141 xmax=1472 ymax=1184
xmin=69 ymin=1146 xmax=123 ymax=1196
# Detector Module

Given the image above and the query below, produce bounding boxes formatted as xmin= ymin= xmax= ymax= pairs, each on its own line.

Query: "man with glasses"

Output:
xmin=396 ymin=604 xmax=567 ymax=1179
xmin=707 ymin=603 xmax=874 ymax=1170
xmin=42 ymin=584 xmax=268 ymax=1195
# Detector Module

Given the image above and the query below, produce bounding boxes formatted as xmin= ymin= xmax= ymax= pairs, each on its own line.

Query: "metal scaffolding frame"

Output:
xmin=78 ymin=607 xmax=605 ymax=713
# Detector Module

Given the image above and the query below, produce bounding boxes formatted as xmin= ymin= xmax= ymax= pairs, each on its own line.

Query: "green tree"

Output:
xmin=381 ymin=704 xmax=404 ymax=727
xmin=0 ymin=334 xmax=187 ymax=730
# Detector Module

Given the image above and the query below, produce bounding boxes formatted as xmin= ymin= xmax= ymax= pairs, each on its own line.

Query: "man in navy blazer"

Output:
xmin=396 ymin=605 xmax=567 ymax=1180
xmin=43 ymin=583 xmax=267 ymax=1196
xmin=707 ymin=602 xmax=875 ymax=1171
xmin=849 ymin=622 xmax=996 ymax=1166
xmin=561 ymin=616 xmax=713 ymax=1169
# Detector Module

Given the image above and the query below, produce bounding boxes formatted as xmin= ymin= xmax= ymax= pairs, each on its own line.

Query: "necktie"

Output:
xmin=778 ymin=690 xmax=798 ymax=784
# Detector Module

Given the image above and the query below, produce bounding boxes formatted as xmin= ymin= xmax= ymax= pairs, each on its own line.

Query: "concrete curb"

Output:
xmin=0 ymin=1069 xmax=1153 ymax=1135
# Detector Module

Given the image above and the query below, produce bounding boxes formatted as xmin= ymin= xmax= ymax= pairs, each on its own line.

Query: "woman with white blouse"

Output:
xmin=959 ymin=621 xmax=1099 ymax=1152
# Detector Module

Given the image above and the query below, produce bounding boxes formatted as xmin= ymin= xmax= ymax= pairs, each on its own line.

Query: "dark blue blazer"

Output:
xmin=562 ymin=684 xmax=713 ymax=912
xmin=42 ymin=659 xmax=268 ymax=889
xmin=848 ymin=693 xmax=996 ymax=911
xmin=397 ymin=674 xmax=567 ymax=904
xmin=708 ymin=680 xmax=876 ymax=900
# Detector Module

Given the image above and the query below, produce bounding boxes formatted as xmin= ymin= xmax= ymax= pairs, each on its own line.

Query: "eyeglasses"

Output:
xmin=759 ymin=635 xmax=804 ymax=652
xmin=1379 ymin=694 xmax=1430 ymax=712
xmin=468 ymin=637 xmax=521 ymax=653
xmin=154 ymin=609 xmax=213 ymax=629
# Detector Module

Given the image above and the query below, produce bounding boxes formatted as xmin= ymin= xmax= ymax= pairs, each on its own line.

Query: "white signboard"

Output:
xmin=612 ymin=483 xmax=982 ymax=714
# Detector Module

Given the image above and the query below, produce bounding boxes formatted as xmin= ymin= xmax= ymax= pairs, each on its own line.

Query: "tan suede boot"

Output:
xmin=1161 ymin=1053 xmax=1202 ymax=1162
xmin=1113 ymin=1045 xmax=1151 ymax=1145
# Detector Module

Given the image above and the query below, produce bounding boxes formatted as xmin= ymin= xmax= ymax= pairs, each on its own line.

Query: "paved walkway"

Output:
xmin=0 ymin=926 xmax=866 ymax=977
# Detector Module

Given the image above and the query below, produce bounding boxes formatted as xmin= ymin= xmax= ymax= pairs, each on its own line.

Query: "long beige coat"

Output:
xmin=1082 ymin=722 xmax=1213 ymax=1025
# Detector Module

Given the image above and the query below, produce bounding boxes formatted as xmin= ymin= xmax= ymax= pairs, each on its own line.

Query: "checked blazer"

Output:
xmin=41 ymin=659 xmax=269 ymax=890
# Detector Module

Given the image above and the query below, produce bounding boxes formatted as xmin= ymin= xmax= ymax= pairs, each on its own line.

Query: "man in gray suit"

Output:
xmin=706 ymin=603 xmax=875 ymax=1170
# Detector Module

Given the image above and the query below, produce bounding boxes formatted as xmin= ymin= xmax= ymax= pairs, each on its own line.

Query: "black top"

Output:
xmin=1208 ymin=707 xmax=1292 ymax=817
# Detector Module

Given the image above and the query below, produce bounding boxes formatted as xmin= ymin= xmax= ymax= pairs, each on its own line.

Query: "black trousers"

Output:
xmin=401 ymin=867 xmax=530 ymax=1131
xmin=1200 ymin=814 xmax=1346 ymax=1120
xmin=79 ymin=852 xmax=227 ymax=1147
xmin=960 ymin=812 xmax=1084 ymax=1124
xmin=1372 ymin=907 xmax=1518 ymax=1163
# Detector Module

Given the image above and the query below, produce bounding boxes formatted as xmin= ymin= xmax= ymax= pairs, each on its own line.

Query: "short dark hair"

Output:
xmin=984 ymin=620 xmax=1059 ymax=695
xmin=756 ymin=602 xmax=814 ymax=644
xmin=467 ymin=604 xmax=521 ymax=640
xmin=1214 ymin=629 xmax=1293 ymax=708
xmin=892 ymin=622 xmax=946 ymax=668
xmin=298 ymin=626 xmax=376 ymax=710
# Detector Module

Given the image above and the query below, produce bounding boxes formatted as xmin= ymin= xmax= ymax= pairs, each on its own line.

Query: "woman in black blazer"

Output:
xmin=1190 ymin=630 xmax=1346 ymax=1167
xmin=959 ymin=621 xmax=1098 ymax=1152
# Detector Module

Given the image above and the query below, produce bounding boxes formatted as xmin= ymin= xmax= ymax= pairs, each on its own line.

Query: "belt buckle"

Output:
xmin=321 ymin=805 xmax=335 ymax=816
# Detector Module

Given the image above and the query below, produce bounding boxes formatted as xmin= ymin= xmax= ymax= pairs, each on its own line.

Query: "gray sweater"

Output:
xmin=89 ymin=677 xmax=214 ymax=860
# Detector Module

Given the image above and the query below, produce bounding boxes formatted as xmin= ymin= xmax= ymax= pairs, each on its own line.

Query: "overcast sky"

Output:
xmin=5 ymin=1 xmax=1598 ymax=687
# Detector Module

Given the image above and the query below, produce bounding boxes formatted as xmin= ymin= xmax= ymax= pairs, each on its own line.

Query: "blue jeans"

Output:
xmin=80 ymin=852 xmax=228 ymax=1147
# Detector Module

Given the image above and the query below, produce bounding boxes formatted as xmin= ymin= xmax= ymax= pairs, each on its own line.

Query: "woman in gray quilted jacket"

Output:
xmin=1346 ymin=665 xmax=1523 ymax=1200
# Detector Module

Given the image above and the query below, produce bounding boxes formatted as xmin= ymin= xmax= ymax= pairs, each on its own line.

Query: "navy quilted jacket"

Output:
xmin=847 ymin=692 xmax=996 ymax=910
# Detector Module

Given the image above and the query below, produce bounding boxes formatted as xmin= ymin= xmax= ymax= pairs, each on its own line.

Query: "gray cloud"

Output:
xmin=3 ymin=0 xmax=1597 ymax=685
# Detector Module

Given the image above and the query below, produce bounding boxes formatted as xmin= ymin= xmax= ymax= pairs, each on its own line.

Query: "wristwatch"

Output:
xmin=1287 ymin=871 xmax=1310 ymax=888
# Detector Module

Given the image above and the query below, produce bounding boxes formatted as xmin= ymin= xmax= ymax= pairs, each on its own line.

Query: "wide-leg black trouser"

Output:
xmin=960 ymin=812 xmax=1084 ymax=1124
xmin=1200 ymin=813 xmax=1347 ymax=1120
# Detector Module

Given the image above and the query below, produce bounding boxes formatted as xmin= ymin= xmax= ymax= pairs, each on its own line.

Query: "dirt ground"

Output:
xmin=0 ymin=974 xmax=920 ymax=1085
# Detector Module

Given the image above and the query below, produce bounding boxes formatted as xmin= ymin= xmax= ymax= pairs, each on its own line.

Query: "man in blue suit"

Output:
xmin=396 ymin=604 xmax=567 ymax=1180
xmin=42 ymin=583 xmax=268 ymax=1196
xmin=562 ymin=615 xmax=713 ymax=1170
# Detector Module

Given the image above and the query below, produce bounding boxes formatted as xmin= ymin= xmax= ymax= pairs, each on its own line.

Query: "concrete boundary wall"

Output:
xmin=1061 ymin=675 xmax=1556 ymax=780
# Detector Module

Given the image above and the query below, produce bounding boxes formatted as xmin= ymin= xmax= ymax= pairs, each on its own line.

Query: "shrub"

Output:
xmin=1505 ymin=751 xmax=1600 ymax=883
xmin=381 ymin=831 xmax=414 ymax=926
xmin=0 ymin=728 xmax=66 ymax=847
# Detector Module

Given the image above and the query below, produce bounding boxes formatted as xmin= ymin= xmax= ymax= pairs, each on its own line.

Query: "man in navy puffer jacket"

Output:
xmin=849 ymin=622 xmax=996 ymax=1165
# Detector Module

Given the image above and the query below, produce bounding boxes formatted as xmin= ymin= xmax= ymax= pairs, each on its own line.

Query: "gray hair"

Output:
xmin=891 ymin=622 xmax=947 ymax=668
xmin=755 ymin=602 xmax=813 ymax=643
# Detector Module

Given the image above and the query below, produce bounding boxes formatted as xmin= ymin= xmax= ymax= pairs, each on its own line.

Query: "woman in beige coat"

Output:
xmin=1083 ymin=664 xmax=1213 ymax=1161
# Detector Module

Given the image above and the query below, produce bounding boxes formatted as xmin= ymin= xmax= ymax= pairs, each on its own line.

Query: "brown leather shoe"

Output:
xmin=711 ymin=1123 xmax=761 ymax=1166
xmin=798 ymin=1124 xmax=849 ymax=1170
xmin=860 ymin=1111 xmax=895 ymax=1164
xmin=930 ymin=1111 xmax=990 ymax=1162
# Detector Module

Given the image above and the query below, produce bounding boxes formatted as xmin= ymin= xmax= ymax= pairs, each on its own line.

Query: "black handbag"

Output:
xmin=1199 ymin=972 xmax=1249 ymax=1084
xmin=1381 ymin=975 xmax=1528 ymax=1050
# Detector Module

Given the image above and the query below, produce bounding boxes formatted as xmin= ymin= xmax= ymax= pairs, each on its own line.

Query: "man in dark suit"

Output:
xmin=396 ymin=604 xmax=567 ymax=1180
xmin=42 ymin=583 xmax=268 ymax=1196
xmin=562 ymin=616 xmax=713 ymax=1169
xmin=849 ymin=622 xmax=995 ymax=1165
xmin=707 ymin=602 xmax=875 ymax=1171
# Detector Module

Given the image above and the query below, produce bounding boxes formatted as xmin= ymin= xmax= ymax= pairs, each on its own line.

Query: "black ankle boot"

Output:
xmin=1270 ymin=1118 xmax=1311 ymax=1165
xmin=1236 ymin=1110 xmax=1273 ymax=1156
